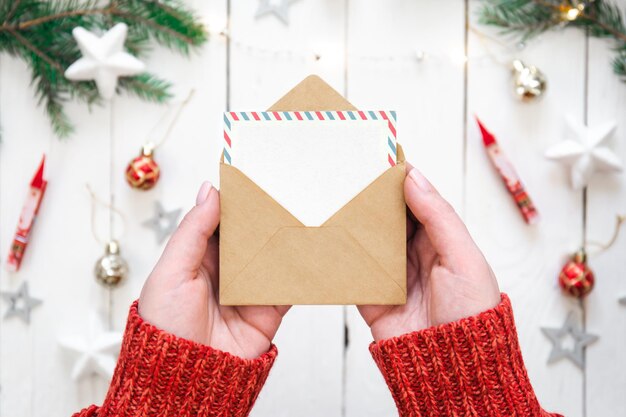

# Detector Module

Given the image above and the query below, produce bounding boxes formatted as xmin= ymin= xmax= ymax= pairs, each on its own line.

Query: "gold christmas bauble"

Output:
xmin=94 ymin=240 xmax=128 ymax=287
xmin=512 ymin=60 xmax=547 ymax=102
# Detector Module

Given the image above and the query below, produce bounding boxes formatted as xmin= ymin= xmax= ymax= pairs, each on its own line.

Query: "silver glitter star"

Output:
xmin=1 ymin=282 xmax=42 ymax=324
xmin=255 ymin=0 xmax=297 ymax=25
xmin=142 ymin=201 xmax=182 ymax=244
xmin=541 ymin=312 xmax=598 ymax=369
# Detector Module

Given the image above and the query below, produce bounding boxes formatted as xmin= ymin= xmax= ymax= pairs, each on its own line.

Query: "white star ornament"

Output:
xmin=545 ymin=117 xmax=622 ymax=189
xmin=58 ymin=314 xmax=122 ymax=381
xmin=65 ymin=23 xmax=145 ymax=99
xmin=255 ymin=0 xmax=296 ymax=25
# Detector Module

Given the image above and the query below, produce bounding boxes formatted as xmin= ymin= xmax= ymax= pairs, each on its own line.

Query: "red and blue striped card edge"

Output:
xmin=223 ymin=111 xmax=397 ymax=167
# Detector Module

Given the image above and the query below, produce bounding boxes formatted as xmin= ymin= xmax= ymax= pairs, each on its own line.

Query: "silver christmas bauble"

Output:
xmin=94 ymin=240 xmax=128 ymax=287
xmin=512 ymin=59 xmax=546 ymax=102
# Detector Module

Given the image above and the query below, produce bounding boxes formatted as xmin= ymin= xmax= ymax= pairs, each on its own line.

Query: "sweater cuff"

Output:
xmin=370 ymin=294 xmax=551 ymax=417
xmin=98 ymin=301 xmax=277 ymax=417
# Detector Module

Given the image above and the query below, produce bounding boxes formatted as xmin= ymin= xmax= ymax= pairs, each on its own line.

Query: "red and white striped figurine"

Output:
xmin=6 ymin=155 xmax=48 ymax=272
xmin=476 ymin=117 xmax=540 ymax=225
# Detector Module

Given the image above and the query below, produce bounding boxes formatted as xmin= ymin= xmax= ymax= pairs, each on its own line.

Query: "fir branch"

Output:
xmin=478 ymin=0 xmax=626 ymax=84
xmin=479 ymin=0 xmax=560 ymax=39
xmin=46 ymin=96 xmax=74 ymax=138
xmin=13 ymin=8 xmax=110 ymax=30
xmin=614 ymin=52 xmax=626 ymax=81
xmin=0 ymin=0 xmax=208 ymax=138
xmin=5 ymin=27 xmax=63 ymax=71
xmin=118 ymin=73 xmax=171 ymax=102
xmin=4 ymin=0 xmax=23 ymax=23
xmin=113 ymin=0 xmax=207 ymax=54
xmin=581 ymin=1 xmax=626 ymax=41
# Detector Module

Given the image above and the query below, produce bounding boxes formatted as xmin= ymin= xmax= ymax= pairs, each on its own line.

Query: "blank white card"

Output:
xmin=224 ymin=111 xmax=397 ymax=226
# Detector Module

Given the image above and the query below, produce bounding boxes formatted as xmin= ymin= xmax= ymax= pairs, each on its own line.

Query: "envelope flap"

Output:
xmin=268 ymin=75 xmax=357 ymax=111
xmin=220 ymin=163 xmax=303 ymax=290
xmin=220 ymin=226 xmax=406 ymax=305
xmin=222 ymin=74 xmax=405 ymax=164
xmin=323 ymin=162 xmax=407 ymax=291
xmin=397 ymin=144 xmax=405 ymax=163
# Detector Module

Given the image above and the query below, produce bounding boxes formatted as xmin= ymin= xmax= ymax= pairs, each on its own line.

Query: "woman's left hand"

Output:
xmin=138 ymin=182 xmax=290 ymax=359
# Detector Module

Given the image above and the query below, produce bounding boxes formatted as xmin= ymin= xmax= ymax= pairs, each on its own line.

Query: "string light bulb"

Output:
xmin=565 ymin=6 xmax=582 ymax=20
xmin=560 ymin=0 xmax=587 ymax=21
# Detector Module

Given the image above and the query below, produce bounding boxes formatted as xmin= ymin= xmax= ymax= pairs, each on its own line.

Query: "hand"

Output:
xmin=139 ymin=182 xmax=290 ymax=359
xmin=358 ymin=166 xmax=501 ymax=341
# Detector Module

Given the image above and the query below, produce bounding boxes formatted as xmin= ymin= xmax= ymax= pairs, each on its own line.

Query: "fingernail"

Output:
xmin=196 ymin=181 xmax=213 ymax=205
xmin=408 ymin=168 xmax=431 ymax=192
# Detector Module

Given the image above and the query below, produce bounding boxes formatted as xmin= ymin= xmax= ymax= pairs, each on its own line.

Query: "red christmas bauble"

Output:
xmin=558 ymin=250 xmax=594 ymax=298
xmin=126 ymin=144 xmax=160 ymax=190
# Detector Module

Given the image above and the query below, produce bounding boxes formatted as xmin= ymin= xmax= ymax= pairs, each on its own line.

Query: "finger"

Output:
xmin=204 ymin=234 xmax=220 ymax=282
xmin=404 ymin=168 xmax=481 ymax=270
xmin=155 ymin=181 xmax=220 ymax=277
xmin=274 ymin=305 xmax=291 ymax=316
xmin=406 ymin=212 xmax=416 ymax=240
xmin=404 ymin=162 xmax=418 ymax=240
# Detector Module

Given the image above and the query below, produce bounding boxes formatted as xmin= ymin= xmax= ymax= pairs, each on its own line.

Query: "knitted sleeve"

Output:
xmin=370 ymin=294 xmax=563 ymax=417
xmin=72 ymin=301 xmax=277 ymax=417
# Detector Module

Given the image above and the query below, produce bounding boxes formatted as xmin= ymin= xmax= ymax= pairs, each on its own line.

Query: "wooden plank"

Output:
xmin=1 ymin=1 xmax=228 ymax=415
xmin=585 ymin=0 xmax=626 ymax=412
xmin=465 ymin=2 xmax=587 ymax=416
xmin=94 ymin=0 xmax=229 ymax=411
xmin=0 ymin=55 xmax=47 ymax=417
xmin=110 ymin=0 xmax=228 ymax=330
xmin=228 ymin=1 xmax=346 ymax=416
xmin=0 ymin=57 xmax=113 ymax=415
xmin=344 ymin=1 xmax=466 ymax=415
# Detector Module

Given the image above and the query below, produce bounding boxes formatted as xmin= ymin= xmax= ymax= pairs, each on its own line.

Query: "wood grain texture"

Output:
xmin=0 ymin=1 xmax=625 ymax=416
xmin=0 ymin=56 xmax=113 ymax=415
xmin=344 ymin=1 xmax=466 ymax=415
xmin=466 ymin=2 xmax=587 ymax=415
xmin=585 ymin=1 xmax=626 ymax=414
xmin=228 ymin=1 xmax=346 ymax=416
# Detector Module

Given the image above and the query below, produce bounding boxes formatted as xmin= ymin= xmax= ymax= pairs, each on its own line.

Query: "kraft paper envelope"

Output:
xmin=219 ymin=75 xmax=406 ymax=305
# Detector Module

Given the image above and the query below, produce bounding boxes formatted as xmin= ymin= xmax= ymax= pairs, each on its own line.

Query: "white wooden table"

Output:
xmin=1 ymin=1 xmax=625 ymax=416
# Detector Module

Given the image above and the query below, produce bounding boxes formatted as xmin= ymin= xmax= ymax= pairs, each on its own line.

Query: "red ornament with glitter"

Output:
xmin=125 ymin=143 xmax=160 ymax=190
xmin=559 ymin=250 xmax=595 ymax=298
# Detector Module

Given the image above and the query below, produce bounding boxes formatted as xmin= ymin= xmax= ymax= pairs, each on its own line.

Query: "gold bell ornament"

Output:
xmin=512 ymin=59 xmax=547 ymax=102
xmin=94 ymin=240 xmax=129 ymax=287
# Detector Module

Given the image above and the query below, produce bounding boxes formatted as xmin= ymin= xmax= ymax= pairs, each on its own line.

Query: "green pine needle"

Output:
xmin=118 ymin=73 xmax=172 ymax=102
xmin=614 ymin=52 xmax=626 ymax=81
xmin=0 ymin=0 xmax=208 ymax=138
xmin=47 ymin=98 xmax=74 ymax=139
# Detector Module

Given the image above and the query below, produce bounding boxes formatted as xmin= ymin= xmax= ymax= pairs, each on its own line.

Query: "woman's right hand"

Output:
xmin=358 ymin=166 xmax=501 ymax=342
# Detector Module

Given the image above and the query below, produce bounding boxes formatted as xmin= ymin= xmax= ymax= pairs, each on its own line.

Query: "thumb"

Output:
xmin=404 ymin=168 xmax=481 ymax=271
xmin=154 ymin=181 xmax=220 ymax=278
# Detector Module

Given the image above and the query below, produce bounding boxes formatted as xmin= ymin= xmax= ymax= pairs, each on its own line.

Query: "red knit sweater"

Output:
xmin=72 ymin=294 xmax=561 ymax=417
